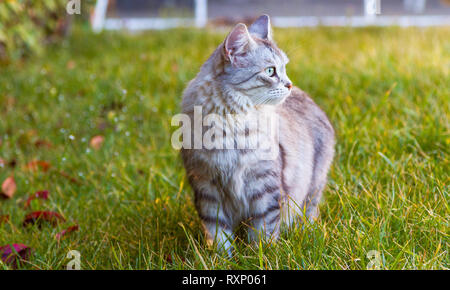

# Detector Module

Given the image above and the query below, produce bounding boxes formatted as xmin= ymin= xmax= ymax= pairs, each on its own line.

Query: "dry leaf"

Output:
xmin=23 ymin=211 xmax=65 ymax=227
xmin=55 ymin=224 xmax=79 ymax=241
xmin=1 ymin=176 xmax=16 ymax=199
xmin=25 ymin=160 xmax=51 ymax=172
xmin=59 ymin=171 xmax=80 ymax=184
xmin=24 ymin=190 xmax=49 ymax=209
xmin=0 ymin=244 xmax=31 ymax=268
xmin=34 ymin=139 xmax=53 ymax=148
xmin=164 ymin=254 xmax=173 ymax=264
xmin=66 ymin=60 xmax=76 ymax=70
xmin=0 ymin=215 xmax=9 ymax=224
xmin=90 ymin=135 xmax=105 ymax=150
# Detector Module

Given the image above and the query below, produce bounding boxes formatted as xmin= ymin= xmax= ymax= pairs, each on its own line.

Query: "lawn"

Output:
xmin=0 ymin=26 xmax=448 ymax=270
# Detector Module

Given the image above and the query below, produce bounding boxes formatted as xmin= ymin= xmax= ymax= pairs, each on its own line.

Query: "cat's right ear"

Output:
xmin=224 ymin=23 xmax=255 ymax=66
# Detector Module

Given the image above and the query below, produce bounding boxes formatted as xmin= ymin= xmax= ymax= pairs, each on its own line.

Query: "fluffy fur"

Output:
xmin=180 ymin=15 xmax=335 ymax=254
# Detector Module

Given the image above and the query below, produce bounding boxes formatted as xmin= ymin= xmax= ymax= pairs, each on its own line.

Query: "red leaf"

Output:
xmin=164 ymin=254 xmax=173 ymax=264
xmin=34 ymin=139 xmax=53 ymax=149
xmin=24 ymin=190 xmax=49 ymax=209
xmin=90 ymin=135 xmax=105 ymax=150
xmin=0 ymin=244 xmax=31 ymax=268
xmin=1 ymin=176 xmax=16 ymax=199
xmin=0 ymin=215 xmax=9 ymax=224
xmin=55 ymin=224 xmax=79 ymax=241
xmin=35 ymin=190 xmax=49 ymax=199
xmin=164 ymin=254 xmax=185 ymax=263
xmin=66 ymin=60 xmax=76 ymax=70
xmin=25 ymin=160 xmax=51 ymax=172
xmin=23 ymin=211 xmax=65 ymax=227
xmin=59 ymin=171 xmax=80 ymax=184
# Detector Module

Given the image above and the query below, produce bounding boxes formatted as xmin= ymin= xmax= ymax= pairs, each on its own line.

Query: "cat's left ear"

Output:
xmin=248 ymin=14 xmax=272 ymax=40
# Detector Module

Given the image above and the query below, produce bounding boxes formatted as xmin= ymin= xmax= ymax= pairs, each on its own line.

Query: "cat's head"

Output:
xmin=219 ymin=15 xmax=292 ymax=105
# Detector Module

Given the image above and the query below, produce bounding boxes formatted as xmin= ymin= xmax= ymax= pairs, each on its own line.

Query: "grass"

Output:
xmin=0 ymin=25 xmax=448 ymax=270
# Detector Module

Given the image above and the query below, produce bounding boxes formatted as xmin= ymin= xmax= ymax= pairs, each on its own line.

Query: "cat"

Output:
xmin=180 ymin=15 xmax=335 ymax=255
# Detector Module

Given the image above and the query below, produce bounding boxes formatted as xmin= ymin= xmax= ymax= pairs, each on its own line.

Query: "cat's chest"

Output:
xmin=197 ymin=106 xmax=279 ymax=199
xmin=207 ymin=148 xmax=264 ymax=196
xmin=207 ymin=148 xmax=258 ymax=175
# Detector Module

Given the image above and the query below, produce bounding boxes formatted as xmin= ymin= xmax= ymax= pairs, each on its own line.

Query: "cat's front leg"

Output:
xmin=193 ymin=185 xmax=234 ymax=256
xmin=247 ymin=181 xmax=282 ymax=243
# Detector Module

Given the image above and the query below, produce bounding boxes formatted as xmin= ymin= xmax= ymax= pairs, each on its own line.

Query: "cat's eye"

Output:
xmin=264 ymin=66 xmax=276 ymax=77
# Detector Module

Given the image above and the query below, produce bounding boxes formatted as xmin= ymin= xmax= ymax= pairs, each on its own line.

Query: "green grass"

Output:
xmin=0 ymin=26 xmax=448 ymax=270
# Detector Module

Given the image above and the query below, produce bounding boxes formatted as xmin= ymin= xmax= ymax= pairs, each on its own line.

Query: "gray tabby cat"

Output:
xmin=180 ymin=15 xmax=335 ymax=254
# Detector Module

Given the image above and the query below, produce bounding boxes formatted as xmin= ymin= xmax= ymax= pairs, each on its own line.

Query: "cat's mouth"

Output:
xmin=264 ymin=89 xmax=291 ymax=105
xmin=246 ymin=88 xmax=291 ymax=106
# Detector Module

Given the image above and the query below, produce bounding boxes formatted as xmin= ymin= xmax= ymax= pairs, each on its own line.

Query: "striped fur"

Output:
xmin=180 ymin=15 xmax=335 ymax=255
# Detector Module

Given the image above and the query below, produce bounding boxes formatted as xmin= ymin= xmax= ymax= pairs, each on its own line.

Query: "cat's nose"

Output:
xmin=285 ymin=82 xmax=292 ymax=90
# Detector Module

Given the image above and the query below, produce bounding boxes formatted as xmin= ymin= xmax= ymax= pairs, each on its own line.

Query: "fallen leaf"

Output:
xmin=1 ymin=176 xmax=16 ymax=199
xmin=66 ymin=60 xmax=76 ymax=70
xmin=24 ymin=190 xmax=49 ymax=209
xmin=90 ymin=135 xmax=104 ymax=150
xmin=25 ymin=160 xmax=51 ymax=172
xmin=55 ymin=224 xmax=79 ymax=241
xmin=164 ymin=254 xmax=173 ymax=264
xmin=35 ymin=190 xmax=49 ymax=199
xmin=0 ymin=215 xmax=9 ymax=224
xmin=0 ymin=244 xmax=31 ymax=268
xmin=23 ymin=211 xmax=65 ymax=227
xmin=34 ymin=139 xmax=53 ymax=148
xmin=59 ymin=171 xmax=80 ymax=184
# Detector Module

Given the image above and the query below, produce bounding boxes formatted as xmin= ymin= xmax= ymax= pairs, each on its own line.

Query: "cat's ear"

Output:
xmin=224 ymin=23 xmax=255 ymax=65
xmin=248 ymin=14 xmax=272 ymax=40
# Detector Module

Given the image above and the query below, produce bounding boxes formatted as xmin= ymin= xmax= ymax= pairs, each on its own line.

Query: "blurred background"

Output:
xmin=1 ymin=0 xmax=450 ymax=63
xmin=97 ymin=0 xmax=450 ymax=30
